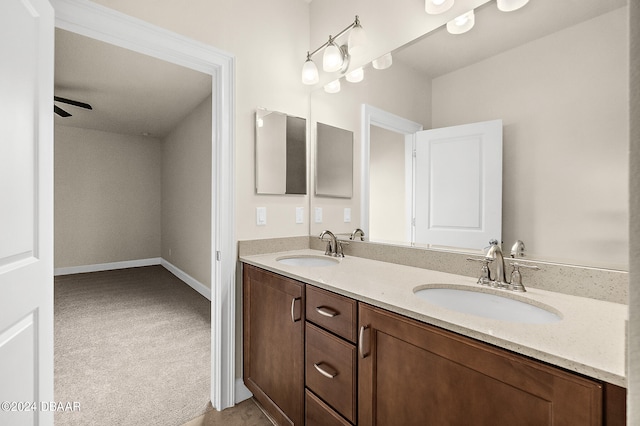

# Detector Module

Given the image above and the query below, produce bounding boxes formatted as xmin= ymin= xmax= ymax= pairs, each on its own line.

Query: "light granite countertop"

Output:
xmin=240 ymin=248 xmax=627 ymax=387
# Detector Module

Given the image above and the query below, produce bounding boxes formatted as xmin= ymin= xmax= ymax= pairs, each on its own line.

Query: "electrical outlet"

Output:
xmin=256 ymin=207 xmax=267 ymax=226
xmin=314 ymin=207 xmax=323 ymax=223
xmin=296 ymin=207 xmax=304 ymax=224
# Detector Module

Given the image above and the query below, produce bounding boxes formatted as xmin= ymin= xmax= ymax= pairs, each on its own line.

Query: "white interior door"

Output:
xmin=0 ymin=0 xmax=55 ymax=425
xmin=414 ymin=120 xmax=502 ymax=249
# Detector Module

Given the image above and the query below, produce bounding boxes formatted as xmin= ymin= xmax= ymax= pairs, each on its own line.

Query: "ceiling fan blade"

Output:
xmin=54 ymin=96 xmax=92 ymax=110
xmin=54 ymin=105 xmax=72 ymax=117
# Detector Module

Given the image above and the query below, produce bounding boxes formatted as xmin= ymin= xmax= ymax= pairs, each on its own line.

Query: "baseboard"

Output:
xmin=54 ymin=258 xmax=162 ymax=276
xmin=161 ymin=259 xmax=211 ymax=301
xmin=54 ymin=257 xmax=212 ymax=301
xmin=235 ymin=378 xmax=252 ymax=404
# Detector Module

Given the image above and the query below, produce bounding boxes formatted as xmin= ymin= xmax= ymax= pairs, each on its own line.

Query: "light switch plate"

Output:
xmin=256 ymin=207 xmax=267 ymax=226
xmin=296 ymin=207 xmax=304 ymax=224
xmin=344 ymin=208 xmax=351 ymax=223
xmin=314 ymin=207 xmax=323 ymax=223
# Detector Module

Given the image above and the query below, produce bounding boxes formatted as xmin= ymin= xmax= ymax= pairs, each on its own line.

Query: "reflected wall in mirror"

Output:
xmin=309 ymin=0 xmax=629 ymax=270
xmin=255 ymin=107 xmax=307 ymax=195
xmin=315 ymin=122 xmax=353 ymax=198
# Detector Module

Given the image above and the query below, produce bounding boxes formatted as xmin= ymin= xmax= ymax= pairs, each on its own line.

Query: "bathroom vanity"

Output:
xmin=241 ymin=251 xmax=626 ymax=425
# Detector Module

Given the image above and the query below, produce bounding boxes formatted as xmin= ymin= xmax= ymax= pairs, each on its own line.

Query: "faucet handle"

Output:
xmin=467 ymin=257 xmax=493 ymax=286
xmin=508 ymin=262 xmax=539 ymax=292
xmin=336 ymin=240 xmax=349 ymax=257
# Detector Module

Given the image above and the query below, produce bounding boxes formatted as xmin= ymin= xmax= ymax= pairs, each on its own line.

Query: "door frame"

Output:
xmin=360 ymin=104 xmax=423 ymax=240
xmin=52 ymin=0 xmax=237 ymax=410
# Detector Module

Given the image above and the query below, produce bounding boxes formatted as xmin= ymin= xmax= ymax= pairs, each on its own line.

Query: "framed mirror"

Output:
xmin=315 ymin=122 xmax=353 ymax=198
xmin=255 ymin=107 xmax=307 ymax=195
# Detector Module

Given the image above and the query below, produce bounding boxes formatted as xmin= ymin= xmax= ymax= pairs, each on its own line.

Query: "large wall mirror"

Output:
xmin=315 ymin=122 xmax=353 ymax=198
xmin=255 ymin=107 xmax=307 ymax=195
xmin=309 ymin=0 xmax=628 ymax=270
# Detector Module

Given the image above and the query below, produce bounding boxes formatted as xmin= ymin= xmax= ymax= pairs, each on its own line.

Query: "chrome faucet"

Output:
xmin=350 ymin=228 xmax=365 ymax=241
xmin=485 ymin=239 xmax=508 ymax=285
xmin=476 ymin=239 xmax=538 ymax=292
xmin=319 ymin=230 xmax=337 ymax=256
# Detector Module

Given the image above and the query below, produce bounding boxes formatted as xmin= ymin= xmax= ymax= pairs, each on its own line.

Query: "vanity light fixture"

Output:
xmin=346 ymin=67 xmax=364 ymax=83
xmin=446 ymin=9 xmax=475 ymax=34
xmin=425 ymin=0 xmax=454 ymax=15
xmin=301 ymin=16 xmax=365 ymax=85
xmin=324 ymin=79 xmax=341 ymax=94
xmin=496 ymin=0 xmax=529 ymax=12
xmin=372 ymin=52 xmax=393 ymax=70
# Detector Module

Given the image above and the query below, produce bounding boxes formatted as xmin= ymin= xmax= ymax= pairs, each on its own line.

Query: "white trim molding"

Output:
xmin=161 ymin=259 xmax=212 ymax=301
xmin=54 ymin=258 xmax=162 ymax=276
xmin=52 ymin=0 xmax=236 ymax=410
xmin=235 ymin=378 xmax=252 ymax=404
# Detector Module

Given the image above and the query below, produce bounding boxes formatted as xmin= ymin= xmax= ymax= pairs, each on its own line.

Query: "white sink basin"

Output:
xmin=414 ymin=286 xmax=561 ymax=324
xmin=276 ymin=255 xmax=339 ymax=267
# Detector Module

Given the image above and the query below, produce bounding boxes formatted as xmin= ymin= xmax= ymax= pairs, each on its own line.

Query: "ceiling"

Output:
xmin=54 ymin=28 xmax=212 ymax=139
xmin=394 ymin=0 xmax=627 ymax=78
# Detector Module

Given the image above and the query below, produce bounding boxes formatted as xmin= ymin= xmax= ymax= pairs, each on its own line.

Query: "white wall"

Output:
xmin=161 ymin=96 xmax=212 ymax=288
xmin=54 ymin=125 xmax=162 ymax=267
xmin=432 ymin=8 xmax=628 ymax=269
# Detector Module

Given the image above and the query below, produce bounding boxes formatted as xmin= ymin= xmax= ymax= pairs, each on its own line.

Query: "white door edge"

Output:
xmin=51 ymin=0 xmax=237 ymax=410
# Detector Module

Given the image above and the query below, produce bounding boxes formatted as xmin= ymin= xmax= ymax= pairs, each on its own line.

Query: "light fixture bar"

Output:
xmin=307 ymin=15 xmax=361 ymax=59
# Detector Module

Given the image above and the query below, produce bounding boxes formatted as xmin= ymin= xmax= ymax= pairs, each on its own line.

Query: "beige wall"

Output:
xmin=89 ymin=0 xmax=311 ymax=241
xmin=54 ymin=125 xmax=162 ymax=267
xmin=629 ymin=0 xmax=639 ymax=421
xmin=161 ymin=96 xmax=212 ymax=288
xmin=369 ymin=126 xmax=408 ymax=243
xmin=432 ymin=8 xmax=628 ymax=269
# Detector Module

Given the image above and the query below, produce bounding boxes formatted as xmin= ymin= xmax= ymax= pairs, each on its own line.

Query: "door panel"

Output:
xmin=0 ymin=0 xmax=54 ymax=425
xmin=415 ymin=119 xmax=502 ymax=249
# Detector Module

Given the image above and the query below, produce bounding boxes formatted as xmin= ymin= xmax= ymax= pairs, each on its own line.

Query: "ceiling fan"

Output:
xmin=54 ymin=96 xmax=92 ymax=117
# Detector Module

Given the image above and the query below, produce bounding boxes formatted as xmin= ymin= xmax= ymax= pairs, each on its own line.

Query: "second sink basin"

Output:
xmin=414 ymin=286 xmax=561 ymax=324
xmin=276 ymin=255 xmax=339 ymax=267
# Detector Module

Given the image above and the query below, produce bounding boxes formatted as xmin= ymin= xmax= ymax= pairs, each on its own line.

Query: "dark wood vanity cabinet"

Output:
xmin=243 ymin=265 xmax=305 ymax=425
xmin=242 ymin=264 xmax=625 ymax=425
xmin=358 ymin=303 xmax=622 ymax=426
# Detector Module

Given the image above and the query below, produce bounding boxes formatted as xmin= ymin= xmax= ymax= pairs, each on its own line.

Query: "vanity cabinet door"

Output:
xmin=243 ymin=265 xmax=305 ymax=426
xmin=358 ymin=303 xmax=603 ymax=426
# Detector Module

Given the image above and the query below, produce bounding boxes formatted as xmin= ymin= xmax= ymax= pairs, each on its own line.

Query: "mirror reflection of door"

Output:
xmin=414 ymin=119 xmax=502 ymax=250
xmin=367 ymin=111 xmax=502 ymax=249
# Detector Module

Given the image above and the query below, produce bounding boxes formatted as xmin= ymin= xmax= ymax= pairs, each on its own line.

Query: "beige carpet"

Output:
xmin=54 ymin=266 xmax=213 ymax=426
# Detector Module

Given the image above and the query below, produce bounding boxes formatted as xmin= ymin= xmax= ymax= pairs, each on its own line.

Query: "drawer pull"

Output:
xmin=313 ymin=362 xmax=338 ymax=379
xmin=316 ymin=306 xmax=339 ymax=318
xmin=359 ymin=325 xmax=370 ymax=358
xmin=291 ymin=297 xmax=301 ymax=322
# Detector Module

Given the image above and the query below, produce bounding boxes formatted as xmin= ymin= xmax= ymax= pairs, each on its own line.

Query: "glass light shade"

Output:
xmin=346 ymin=67 xmax=364 ymax=83
xmin=497 ymin=0 xmax=529 ymax=12
xmin=372 ymin=52 xmax=392 ymax=70
xmin=425 ymin=0 xmax=454 ymax=15
xmin=323 ymin=41 xmax=344 ymax=72
xmin=348 ymin=24 xmax=367 ymax=57
xmin=301 ymin=58 xmax=319 ymax=85
xmin=446 ymin=10 xmax=475 ymax=35
xmin=324 ymin=79 xmax=341 ymax=94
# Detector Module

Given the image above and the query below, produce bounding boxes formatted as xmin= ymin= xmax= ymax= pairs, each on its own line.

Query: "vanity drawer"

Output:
xmin=306 ymin=285 xmax=357 ymax=343
xmin=306 ymin=389 xmax=352 ymax=426
xmin=306 ymin=322 xmax=357 ymax=423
